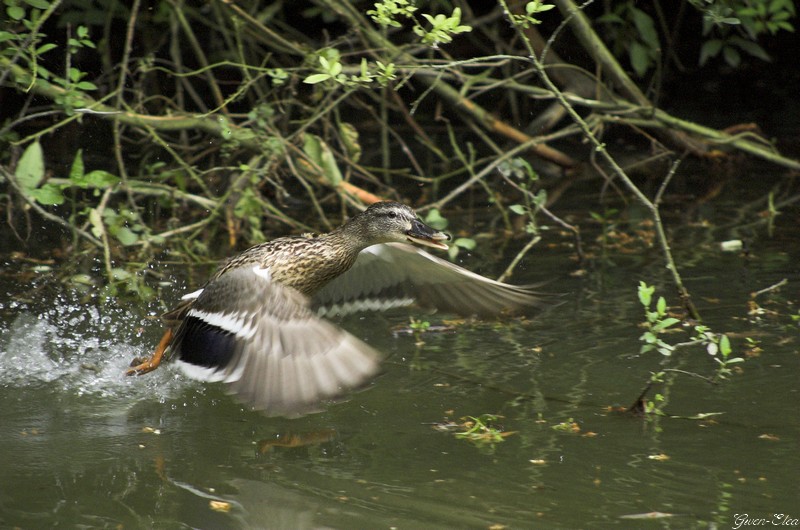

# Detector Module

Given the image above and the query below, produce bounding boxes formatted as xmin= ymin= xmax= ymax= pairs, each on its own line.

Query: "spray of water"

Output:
xmin=0 ymin=293 xmax=193 ymax=409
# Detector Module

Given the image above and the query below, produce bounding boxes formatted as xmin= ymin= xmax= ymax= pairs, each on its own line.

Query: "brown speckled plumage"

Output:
xmin=210 ymin=201 xmax=417 ymax=295
xmin=210 ymin=233 xmax=361 ymax=297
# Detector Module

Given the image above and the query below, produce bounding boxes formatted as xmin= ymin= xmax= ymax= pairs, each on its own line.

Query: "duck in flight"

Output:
xmin=127 ymin=201 xmax=544 ymax=417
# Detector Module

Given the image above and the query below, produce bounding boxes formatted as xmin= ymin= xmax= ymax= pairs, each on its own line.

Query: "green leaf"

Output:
xmin=24 ymin=0 xmax=51 ymax=8
xmin=509 ymin=204 xmax=527 ymax=215
xmin=527 ymin=1 xmax=555 ymax=15
xmin=85 ymin=170 xmax=119 ymax=187
xmin=71 ymin=168 xmax=119 ymax=189
xmin=302 ymin=134 xmax=342 ymax=186
xmin=36 ymin=42 xmax=57 ymax=54
xmin=652 ymin=317 xmax=680 ymax=332
xmin=631 ymin=8 xmax=658 ymax=49
xmin=638 ymin=281 xmax=653 ymax=307
xmin=28 ymin=183 xmax=64 ymax=205
xmin=597 ymin=13 xmax=624 ymax=25
xmin=730 ymin=37 xmax=771 ymax=61
xmin=629 ymin=41 xmax=650 ymax=77
xmin=68 ymin=66 xmax=82 ymax=82
xmin=113 ymin=226 xmax=139 ymax=246
xmin=423 ymin=208 xmax=448 ymax=230
xmin=722 ymin=45 xmax=741 ymax=67
xmin=304 ymin=73 xmax=331 ymax=84
xmin=69 ymin=150 xmax=85 ymax=180
xmin=454 ymin=237 xmax=476 ymax=250
xmin=447 ymin=245 xmax=460 ymax=261
xmin=700 ymin=39 xmax=724 ymax=65
xmin=719 ymin=334 xmax=731 ymax=356
xmin=89 ymin=208 xmax=104 ymax=238
xmin=8 ymin=6 xmax=26 ymax=20
xmin=339 ymin=122 xmax=361 ymax=163
xmin=15 ymin=141 xmax=45 ymax=192
xmin=69 ymin=274 xmax=95 ymax=287
xmin=533 ymin=189 xmax=547 ymax=206
xmin=111 ymin=267 xmax=132 ymax=280
xmin=656 ymin=296 xmax=666 ymax=316
xmin=76 ymin=81 xmax=98 ymax=90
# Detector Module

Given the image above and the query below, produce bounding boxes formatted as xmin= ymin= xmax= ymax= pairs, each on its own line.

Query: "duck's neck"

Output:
xmin=320 ymin=225 xmax=373 ymax=255
xmin=321 ymin=215 xmax=377 ymax=255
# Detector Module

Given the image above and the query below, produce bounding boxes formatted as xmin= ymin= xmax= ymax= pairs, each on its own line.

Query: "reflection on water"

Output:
xmin=1 ymin=222 xmax=799 ymax=529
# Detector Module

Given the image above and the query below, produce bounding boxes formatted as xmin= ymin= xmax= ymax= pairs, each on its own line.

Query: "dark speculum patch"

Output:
xmin=175 ymin=315 xmax=237 ymax=369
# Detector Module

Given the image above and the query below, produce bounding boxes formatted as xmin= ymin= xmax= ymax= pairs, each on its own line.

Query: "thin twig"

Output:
xmin=751 ymin=278 xmax=788 ymax=299
xmin=497 ymin=236 xmax=541 ymax=283
xmin=654 ymin=157 xmax=683 ymax=206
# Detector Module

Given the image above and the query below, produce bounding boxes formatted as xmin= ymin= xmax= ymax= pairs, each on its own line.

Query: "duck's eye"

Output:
xmin=387 ymin=211 xmax=397 ymax=219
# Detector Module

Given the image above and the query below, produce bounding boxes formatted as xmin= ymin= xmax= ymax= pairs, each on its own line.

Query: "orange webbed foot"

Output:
xmin=125 ymin=328 xmax=173 ymax=376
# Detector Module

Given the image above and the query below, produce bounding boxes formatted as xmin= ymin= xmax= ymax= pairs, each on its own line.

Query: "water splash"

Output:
xmin=0 ymin=293 xmax=193 ymax=409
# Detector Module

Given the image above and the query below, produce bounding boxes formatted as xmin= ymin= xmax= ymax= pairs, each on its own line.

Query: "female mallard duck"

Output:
xmin=128 ymin=201 xmax=544 ymax=417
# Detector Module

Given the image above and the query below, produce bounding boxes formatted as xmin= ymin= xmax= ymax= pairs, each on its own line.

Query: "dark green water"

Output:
xmin=1 ymin=200 xmax=799 ymax=529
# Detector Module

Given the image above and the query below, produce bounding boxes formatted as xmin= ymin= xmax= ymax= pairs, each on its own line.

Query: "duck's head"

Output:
xmin=348 ymin=201 xmax=450 ymax=250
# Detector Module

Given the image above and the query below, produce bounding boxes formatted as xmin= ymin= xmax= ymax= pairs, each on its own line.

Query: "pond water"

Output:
xmin=1 ymin=193 xmax=798 ymax=529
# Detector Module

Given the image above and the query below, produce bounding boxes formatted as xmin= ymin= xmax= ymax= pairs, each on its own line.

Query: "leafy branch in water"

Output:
xmin=638 ymin=282 xmax=681 ymax=357
xmin=453 ymin=414 xmax=516 ymax=448
xmin=635 ymin=282 xmax=746 ymax=418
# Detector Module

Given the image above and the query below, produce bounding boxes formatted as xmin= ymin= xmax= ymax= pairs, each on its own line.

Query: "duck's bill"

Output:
xmin=406 ymin=220 xmax=451 ymax=250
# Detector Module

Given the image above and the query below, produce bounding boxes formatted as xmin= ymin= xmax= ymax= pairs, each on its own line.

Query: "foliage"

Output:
xmin=636 ymin=282 xmax=746 ymax=417
xmin=507 ymin=0 xmax=556 ymax=29
xmin=453 ymin=414 xmax=515 ymax=447
xmin=413 ymin=7 xmax=472 ymax=47
xmin=694 ymin=0 xmax=795 ymax=66
xmin=369 ymin=1 xmax=472 ymax=47
xmin=637 ymin=281 xmax=681 ymax=357
xmin=597 ymin=0 xmax=796 ymax=75
xmin=0 ymin=0 xmax=797 ymax=303
xmin=503 ymin=157 xmax=546 ymax=237
xmin=550 ymin=418 xmax=581 ymax=433
xmin=366 ymin=0 xmax=417 ymax=27
xmin=598 ymin=2 xmax=661 ymax=77
xmin=422 ymin=208 xmax=476 ymax=261
xmin=693 ymin=324 xmax=744 ymax=382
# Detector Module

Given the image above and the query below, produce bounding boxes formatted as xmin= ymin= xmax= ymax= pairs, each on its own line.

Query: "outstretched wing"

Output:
xmin=312 ymin=242 xmax=547 ymax=318
xmin=171 ymin=266 xmax=381 ymax=417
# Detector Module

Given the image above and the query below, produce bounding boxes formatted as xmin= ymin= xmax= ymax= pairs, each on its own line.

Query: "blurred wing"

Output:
xmin=171 ymin=266 xmax=381 ymax=417
xmin=313 ymin=242 xmax=547 ymax=318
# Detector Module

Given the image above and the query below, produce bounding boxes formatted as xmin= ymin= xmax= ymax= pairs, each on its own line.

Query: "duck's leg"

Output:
xmin=126 ymin=328 xmax=173 ymax=376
